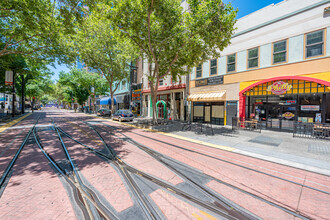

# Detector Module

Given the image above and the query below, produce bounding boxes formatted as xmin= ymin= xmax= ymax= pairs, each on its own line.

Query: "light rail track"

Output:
xmin=34 ymin=122 xmax=118 ymax=220
xmin=57 ymin=123 xmax=255 ymax=220
xmin=103 ymin=123 xmax=330 ymax=195
xmin=93 ymin=123 xmax=318 ymax=220
xmin=0 ymin=114 xmax=41 ymax=194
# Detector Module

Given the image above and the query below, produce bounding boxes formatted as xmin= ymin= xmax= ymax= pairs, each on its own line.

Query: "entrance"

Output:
xmin=156 ymin=100 xmax=167 ymax=119
xmin=254 ymin=103 xmax=296 ymax=131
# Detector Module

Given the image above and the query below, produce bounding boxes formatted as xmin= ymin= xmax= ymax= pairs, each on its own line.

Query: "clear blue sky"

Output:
xmin=49 ymin=0 xmax=284 ymax=82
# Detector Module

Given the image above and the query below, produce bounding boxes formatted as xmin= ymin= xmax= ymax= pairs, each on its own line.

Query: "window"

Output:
xmin=210 ymin=59 xmax=217 ymax=75
xmin=273 ymin=40 xmax=287 ymax=64
xmin=122 ymin=80 xmax=126 ymax=90
xmin=159 ymin=79 xmax=164 ymax=86
xmin=196 ymin=64 xmax=202 ymax=78
xmin=248 ymin=48 xmax=258 ymax=68
xmin=227 ymin=54 xmax=236 ymax=72
xmin=305 ymin=30 xmax=324 ymax=58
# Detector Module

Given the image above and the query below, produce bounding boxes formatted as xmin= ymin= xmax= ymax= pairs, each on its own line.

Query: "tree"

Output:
xmin=74 ymin=4 xmax=136 ymax=111
xmin=70 ymin=68 xmax=109 ymax=112
xmin=111 ymin=0 xmax=237 ymax=123
xmin=0 ymin=0 xmax=95 ymax=63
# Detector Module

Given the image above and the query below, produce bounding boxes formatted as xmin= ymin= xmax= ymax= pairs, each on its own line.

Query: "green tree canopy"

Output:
xmin=74 ymin=4 xmax=137 ymax=110
xmin=111 ymin=0 xmax=237 ymax=122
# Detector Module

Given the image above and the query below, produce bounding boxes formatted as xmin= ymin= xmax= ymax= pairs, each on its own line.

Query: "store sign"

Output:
xmin=267 ymin=81 xmax=292 ymax=95
xmin=301 ymin=105 xmax=320 ymax=111
xmin=195 ymin=79 xmax=207 ymax=87
xmin=255 ymin=99 xmax=263 ymax=104
xmin=207 ymin=75 xmax=223 ymax=85
xmin=282 ymin=112 xmax=295 ymax=119
xmin=286 ymin=100 xmax=296 ymax=104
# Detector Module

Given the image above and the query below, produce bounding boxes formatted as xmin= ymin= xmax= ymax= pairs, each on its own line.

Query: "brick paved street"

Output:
xmin=0 ymin=109 xmax=329 ymax=219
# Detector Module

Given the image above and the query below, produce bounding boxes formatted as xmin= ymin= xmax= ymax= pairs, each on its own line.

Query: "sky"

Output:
xmin=49 ymin=0 xmax=284 ymax=82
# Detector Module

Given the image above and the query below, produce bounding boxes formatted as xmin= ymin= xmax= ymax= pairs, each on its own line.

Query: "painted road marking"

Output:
xmin=0 ymin=113 xmax=32 ymax=133
xmin=200 ymin=210 xmax=217 ymax=220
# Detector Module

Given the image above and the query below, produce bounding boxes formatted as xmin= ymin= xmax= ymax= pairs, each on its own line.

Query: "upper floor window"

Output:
xmin=196 ymin=64 xmax=202 ymax=78
xmin=210 ymin=59 xmax=217 ymax=75
xmin=159 ymin=79 xmax=164 ymax=86
xmin=305 ymin=29 xmax=324 ymax=58
xmin=122 ymin=80 xmax=126 ymax=90
xmin=248 ymin=48 xmax=258 ymax=68
xmin=273 ymin=40 xmax=287 ymax=64
xmin=227 ymin=54 xmax=236 ymax=72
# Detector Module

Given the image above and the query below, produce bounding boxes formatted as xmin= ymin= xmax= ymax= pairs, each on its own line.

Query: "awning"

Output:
xmin=115 ymin=95 xmax=124 ymax=103
xmin=187 ymin=91 xmax=226 ymax=101
xmin=100 ymin=97 xmax=117 ymax=105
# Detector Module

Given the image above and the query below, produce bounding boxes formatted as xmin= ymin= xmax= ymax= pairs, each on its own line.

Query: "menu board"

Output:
xmin=301 ymin=105 xmax=320 ymax=111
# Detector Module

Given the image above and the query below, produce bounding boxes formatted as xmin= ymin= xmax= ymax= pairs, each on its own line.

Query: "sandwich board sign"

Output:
xmin=5 ymin=70 xmax=13 ymax=85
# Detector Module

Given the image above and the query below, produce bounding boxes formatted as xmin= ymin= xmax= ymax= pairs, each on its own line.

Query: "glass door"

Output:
xmin=266 ymin=105 xmax=281 ymax=129
xmin=281 ymin=105 xmax=296 ymax=131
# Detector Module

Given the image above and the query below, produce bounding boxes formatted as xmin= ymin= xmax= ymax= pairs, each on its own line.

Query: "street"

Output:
xmin=0 ymin=109 xmax=329 ymax=219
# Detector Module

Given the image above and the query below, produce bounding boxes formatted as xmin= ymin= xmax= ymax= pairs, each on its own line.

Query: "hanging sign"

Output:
xmin=282 ymin=112 xmax=295 ymax=119
xmin=5 ymin=70 xmax=13 ymax=85
xmin=267 ymin=81 xmax=292 ymax=95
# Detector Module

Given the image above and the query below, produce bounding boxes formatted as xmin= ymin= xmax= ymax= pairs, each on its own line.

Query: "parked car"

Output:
xmin=112 ymin=110 xmax=134 ymax=122
xmin=97 ymin=108 xmax=111 ymax=117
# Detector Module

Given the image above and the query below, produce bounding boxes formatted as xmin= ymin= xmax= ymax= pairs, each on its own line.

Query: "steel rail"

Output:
xmin=103 ymin=123 xmax=330 ymax=196
xmin=61 ymin=124 xmax=161 ymax=220
xmin=35 ymin=122 xmax=117 ymax=220
xmin=0 ymin=114 xmax=41 ymax=190
xmin=94 ymin=124 xmax=315 ymax=220
xmin=63 ymin=124 xmax=249 ymax=220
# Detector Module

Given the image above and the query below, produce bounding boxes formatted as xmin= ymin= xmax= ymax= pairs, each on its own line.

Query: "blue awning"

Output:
xmin=0 ymin=97 xmax=4 ymax=101
xmin=100 ymin=97 xmax=117 ymax=105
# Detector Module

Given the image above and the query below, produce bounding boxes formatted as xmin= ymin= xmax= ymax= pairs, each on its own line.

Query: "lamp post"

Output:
xmin=129 ymin=62 xmax=138 ymax=111
xmin=12 ymin=70 xmax=16 ymax=118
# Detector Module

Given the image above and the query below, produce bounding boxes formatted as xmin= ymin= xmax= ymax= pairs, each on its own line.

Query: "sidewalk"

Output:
xmin=148 ymin=121 xmax=330 ymax=175
xmin=0 ymin=112 xmax=33 ymax=133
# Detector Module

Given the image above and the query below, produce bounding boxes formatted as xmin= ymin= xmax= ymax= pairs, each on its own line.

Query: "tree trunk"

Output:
xmin=150 ymin=78 xmax=160 ymax=125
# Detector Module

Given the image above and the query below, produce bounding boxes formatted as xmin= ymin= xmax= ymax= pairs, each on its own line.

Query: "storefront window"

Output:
xmin=244 ymin=79 xmax=329 ymax=130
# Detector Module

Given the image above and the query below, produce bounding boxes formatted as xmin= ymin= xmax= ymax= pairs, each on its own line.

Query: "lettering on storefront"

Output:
xmin=207 ymin=76 xmax=224 ymax=85
xmin=195 ymin=79 xmax=207 ymax=87
xmin=267 ymin=81 xmax=292 ymax=95
xmin=282 ymin=112 xmax=295 ymax=119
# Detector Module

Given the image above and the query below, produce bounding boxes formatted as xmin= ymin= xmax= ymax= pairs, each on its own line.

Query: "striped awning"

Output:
xmin=187 ymin=91 xmax=226 ymax=101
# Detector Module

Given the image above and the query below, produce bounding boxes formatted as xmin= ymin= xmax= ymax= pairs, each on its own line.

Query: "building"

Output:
xmin=187 ymin=0 xmax=330 ymax=131
xmin=141 ymin=60 xmax=188 ymax=121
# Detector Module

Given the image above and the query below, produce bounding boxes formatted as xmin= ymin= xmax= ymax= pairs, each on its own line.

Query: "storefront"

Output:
xmin=188 ymin=91 xmax=226 ymax=125
xmin=142 ymin=85 xmax=185 ymax=120
xmin=131 ymin=84 xmax=142 ymax=117
xmin=114 ymin=94 xmax=129 ymax=110
xmin=239 ymin=76 xmax=330 ymax=131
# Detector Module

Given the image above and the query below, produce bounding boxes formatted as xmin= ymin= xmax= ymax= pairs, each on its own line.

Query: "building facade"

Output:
xmin=188 ymin=0 xmax=330 ymax=130
xmin=141 ymin=60 xmax=188 ymax=121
